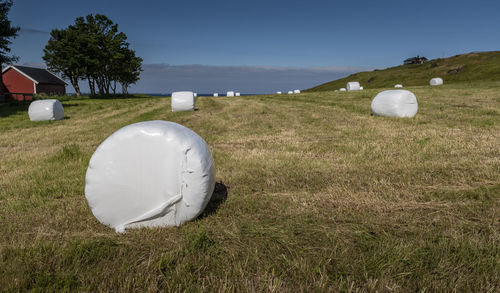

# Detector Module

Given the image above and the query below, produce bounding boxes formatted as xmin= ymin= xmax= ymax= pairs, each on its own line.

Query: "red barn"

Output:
xmin=1 ymin=65 xmax=67 ymax=101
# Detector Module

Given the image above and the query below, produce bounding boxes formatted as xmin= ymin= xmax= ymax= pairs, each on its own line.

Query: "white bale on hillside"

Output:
xmin=85 ymin=120 xmax=216 ymax=233
xmin=394 ymin=84 xmax=403 ymax=88
xmin=226 ymin=91 xmax=234 ymax=97
xmin=213 ymin=93 xmax=218 ymax=97
xmin=28 ymin=99 xmax=64 ymax=121
xmin=235 ymin=92 xmax=240 ymax=96
xmin=288 ymin=91 xmax=293 ymax=94
xmin=430 ymin=77 xmax=443 ymax=86
xmin=294 ymin=89 xmax=301 ymax=94
xmin=359 ymin=86 xmax=364 ymax=90
xmin=370 ymin=90 xmax=418 ymax=118
xmin=346 ymin=81 xmax=361 ymax=91
xmin=171 ymin=91 xmax=195 ymax=112
xmin=276 ymin=91 xmax=282 ymax=94
xmin=194 ymin=93 xmax=198 ymax=97
xmin=339 ymin=88 xmax=346 ymax=92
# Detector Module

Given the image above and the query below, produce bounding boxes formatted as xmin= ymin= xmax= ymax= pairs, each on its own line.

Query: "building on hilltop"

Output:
xmin=1 ymin=65 xmax=66 ymax=101
xmin=404 ymin=56 xmax=428 ymax=65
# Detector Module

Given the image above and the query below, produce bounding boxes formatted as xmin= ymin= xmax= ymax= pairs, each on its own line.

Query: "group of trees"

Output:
xmin=43 ymin=14 xmax=142 ymax=96
xmin=0 ymin=0 xmax=19 ymax=98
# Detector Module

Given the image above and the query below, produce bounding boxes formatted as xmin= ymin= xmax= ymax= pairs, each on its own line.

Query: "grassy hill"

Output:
xmin=307 ymin=51 xmax=500 ymax=91
xmin=1 ymin=87 xmax=499 ymax=291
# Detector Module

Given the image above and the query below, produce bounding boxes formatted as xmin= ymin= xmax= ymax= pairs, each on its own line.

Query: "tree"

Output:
xmin=43 ymin=27 xmax=86 ymax=96
xmin=44 ymin=14 xmax=142 ymax=96
xmin=0 ymin=0 xmax=19 ymax=98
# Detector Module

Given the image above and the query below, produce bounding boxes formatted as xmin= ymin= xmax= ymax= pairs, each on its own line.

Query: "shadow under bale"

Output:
xmin=198 ymin=181 xmax=228 ymax=220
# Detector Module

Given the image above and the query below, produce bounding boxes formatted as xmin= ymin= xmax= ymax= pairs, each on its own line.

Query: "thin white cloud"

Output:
xmin=128 ymin=64 xmax=370 ymax=94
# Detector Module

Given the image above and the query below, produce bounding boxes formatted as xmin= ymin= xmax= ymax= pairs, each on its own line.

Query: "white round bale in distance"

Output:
xmin=226 ymin=91 xmax=235 ymax=97
xmin=171 ymin=91 xmax=195 ymax=112
xmin=430 ymin=77 xmax=443 ymax=86
xmin=194 ymin=93 xmax=198 ymax=97
xmin=28 ymin=99 xmax=64 ymax=122
xmin=394 ymin=84 xmax=403 ymax=88
xmin=288 ymin=91 xmax=293 ymax=94
xmin=359 ymin=86 xmax=364 ymax=90
xmin=213 ymin=93 xmax=218 ymax=97
xmin=85 ymin=121 xmax=216 ymax=233
xmin=370 ymin=90 xmax=418 ymax=118
xmin=276 ymin=91 xmax=282 ymax=94
xmin=339 ymin=88 xmax=346 ymax=92
xmin=235 ymin=92 xmax=240 ymax=96
xmin=346 ymin=81 xmax=361 ymax=91
xmin=293 ymin=89 xmax=301 ymax=94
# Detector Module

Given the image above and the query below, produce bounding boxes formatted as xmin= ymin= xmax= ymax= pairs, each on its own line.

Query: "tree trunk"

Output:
xmin=122 ymin=82 xmax=128 ymax=95
xmin=70 ymin=76 xmax=81 ymax=97
xmin=0 ymin=62 xmax=4 ymax=101
xmin=111 ymin=80 xmax=116 ymax=94
xmin=88 ymin=78 xmax=94 ymax=96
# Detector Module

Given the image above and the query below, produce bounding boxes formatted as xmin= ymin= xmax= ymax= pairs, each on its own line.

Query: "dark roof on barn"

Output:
xmin=2 ymin=65 xmax=67 ymax=85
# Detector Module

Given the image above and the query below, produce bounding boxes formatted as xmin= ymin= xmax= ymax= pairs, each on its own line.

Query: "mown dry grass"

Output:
xmin=0 ymin=84 xmax=499 ymax=292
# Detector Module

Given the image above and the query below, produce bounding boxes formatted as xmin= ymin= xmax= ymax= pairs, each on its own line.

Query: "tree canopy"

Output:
xmin=0 ymin=0 xmax=20 ymax=95
xmin=43 ymin=14 xmax=142 ymax=96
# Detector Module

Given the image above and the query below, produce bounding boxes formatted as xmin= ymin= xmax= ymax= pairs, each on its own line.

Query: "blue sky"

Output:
xmin=8 ymin=0 xmax=500 ymax=94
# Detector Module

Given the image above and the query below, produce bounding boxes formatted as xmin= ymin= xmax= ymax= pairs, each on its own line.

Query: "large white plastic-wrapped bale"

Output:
xmin=370 ymin=90 xmax=418 ymax=118
xmin=171 ymin=91 xmax=195 ymax=112
xmin=85 ymin=120 xmax=216 ymax=233
xmin=288 ymin=91 xmax=293 ymax=94
xmin=339 ymin=88 xmax=346 ymax=92
xmin=293 ymin=89 xmax=301 ymax=94
xmin=213 ymin=93 xmax=218 ymax=97
xmin=394 ymin=84 xmax=403 ymax=88
xmin=28 ymin=99 xmax=64 ymax=121
xmin=235 ymin=92 xmax=240 ymax=96
xmin=430 ymin=77 xmax=443 ymax=86
xmin=346 ymin=81 xmax=361 ymax=91
xmin=226 ymin=91 xmax=234 ymax=97
xmin=276 ymin=91 xmax=282 ymax=94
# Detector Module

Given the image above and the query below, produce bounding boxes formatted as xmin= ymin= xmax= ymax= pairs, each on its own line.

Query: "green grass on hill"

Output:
xmin=308 ymin=51 xmax=500 ymax=91
xmin=0 ymin=85 xmax=499 ymax=291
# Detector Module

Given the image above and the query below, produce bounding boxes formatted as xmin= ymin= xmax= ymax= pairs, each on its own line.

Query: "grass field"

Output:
xmin=0 ymin=84 xmax=499 ymax=291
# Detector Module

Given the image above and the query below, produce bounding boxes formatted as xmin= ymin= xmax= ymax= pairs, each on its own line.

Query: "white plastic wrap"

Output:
xmin=346 ymin=82 xmax=361 ymax=91
xmin=194 ymin=93 xmax=198 ymax=97
xmin=28 ymin=99 xmax=64 ymax=121
xmin=226 ymin=91 xmax=234 ymax=97
xmin=339 ymin=88 xmax=346 ymax=92
xmin=430 ymin=78 xmax=443 ymax=86
xmin=171 ymin=91 xmax=195 ymax=112
xmin=394 ymin=84 xmax=403 ymax=88
xmin=288 ymin=91 xmax=293 ymax=94
xmin=359 ymin=86 xmax=364 ymax=90
xmin=293 ymin=89 xmax=301 ymax=94
xmin=85 ymin=121 xmax=216 ymax=233
xmin=276 ymin=91 xmax=282 ymax=94
xmin=213 ymin=93 xmax=218 ymax=97
xmin=370 ymin=90 xmax=418 ymax=118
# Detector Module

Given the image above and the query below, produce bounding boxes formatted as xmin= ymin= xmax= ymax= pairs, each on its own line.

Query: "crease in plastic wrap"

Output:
xmin=171 ymin=91 xmax=195 ymax=112
xmin=85 ymin=121 xmax=216 ymax=233
xmin=28 ymin=99 xmax=64 ymax=121
xmin=370 ymin=90 xmax=418 ymax=118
